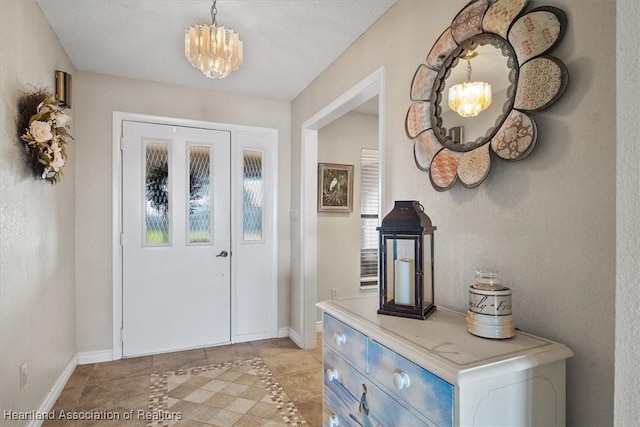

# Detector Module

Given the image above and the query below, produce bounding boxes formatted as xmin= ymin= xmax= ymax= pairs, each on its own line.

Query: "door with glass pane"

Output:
xmin=122 ymin=121 xmax=231 ymax=357
xmin=232 ymin=133 xmax=277 ymax=342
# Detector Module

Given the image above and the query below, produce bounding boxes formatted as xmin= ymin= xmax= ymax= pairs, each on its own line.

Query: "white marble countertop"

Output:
xmin=317 ymin=296 xmax=573 ymax=385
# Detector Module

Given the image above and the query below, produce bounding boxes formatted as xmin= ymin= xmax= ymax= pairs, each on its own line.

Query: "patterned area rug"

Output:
xmin=148 ymin=357 xmax=307 ymax=426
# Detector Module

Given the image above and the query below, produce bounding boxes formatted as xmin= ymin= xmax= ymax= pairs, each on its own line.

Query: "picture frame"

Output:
xmin=318 ymin=163 xmax=354 ymax=213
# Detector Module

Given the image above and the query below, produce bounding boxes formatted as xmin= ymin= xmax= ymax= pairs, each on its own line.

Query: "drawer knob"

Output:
xmin=329 ymin=414 xmax=340 ymax=426
xmin=393 ymin=371 xmax=411 ymax=390
xmin=326 ymin=367 xmax=339 ymax=382
xmin=333 ymin=332 xmax=346 ymax=346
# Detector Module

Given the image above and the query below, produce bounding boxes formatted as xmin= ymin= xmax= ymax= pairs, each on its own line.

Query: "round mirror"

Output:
xmin=406 ymin=0 xmax=569 ymax=191
xmin=431 ymin=33 xmax=517 ymax=152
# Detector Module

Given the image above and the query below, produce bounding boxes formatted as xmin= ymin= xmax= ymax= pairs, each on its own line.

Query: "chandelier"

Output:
xmin=185 ymin=0 xmax=243 ymax=79
xmin=448 ymin=52 xmax=492 ymax=118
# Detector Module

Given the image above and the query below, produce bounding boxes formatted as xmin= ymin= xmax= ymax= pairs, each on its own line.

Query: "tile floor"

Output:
xmin=44 ymin=335 xmax=323 ymax=427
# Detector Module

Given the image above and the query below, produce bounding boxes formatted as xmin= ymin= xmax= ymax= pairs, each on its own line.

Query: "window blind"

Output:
xmin=360 ymin=148 xmax=379 ymax=286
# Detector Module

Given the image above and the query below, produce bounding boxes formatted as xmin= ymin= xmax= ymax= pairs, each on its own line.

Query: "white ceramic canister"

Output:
xmin=466 ymin=269 xmax=515 ymax=339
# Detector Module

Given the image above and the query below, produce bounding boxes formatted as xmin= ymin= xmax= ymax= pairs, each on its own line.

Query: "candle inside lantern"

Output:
xmin=394 ymin=258 xmax=415 ymax=306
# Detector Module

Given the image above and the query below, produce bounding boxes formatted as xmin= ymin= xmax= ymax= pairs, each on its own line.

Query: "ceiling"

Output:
xmin=36 ymin=0 xmax=397 ymax=102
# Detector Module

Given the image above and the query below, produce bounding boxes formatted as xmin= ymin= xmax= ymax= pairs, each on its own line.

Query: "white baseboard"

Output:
xmin=316 ymin=320 xmax=323 ymax=332
xmin=27 ymin=355 xmax=77 ymax=427
xmin=288 ymin=327 xmax=304 ymax=348
xmin=77 ymin=349 xmax=114 ymax=365
xmin=277 ymin=327 xmax=289 ymax=338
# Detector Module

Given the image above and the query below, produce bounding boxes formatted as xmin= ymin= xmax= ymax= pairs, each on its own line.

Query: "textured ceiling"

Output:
xmin=36 ymin=0 xmax=397 ymax=101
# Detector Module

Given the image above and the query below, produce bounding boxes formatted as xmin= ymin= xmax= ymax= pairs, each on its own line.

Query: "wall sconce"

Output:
xmin=55 ymin=70 xmax=71 ymax=108
xmin=377 ymin=201 xmax=437 ymax=320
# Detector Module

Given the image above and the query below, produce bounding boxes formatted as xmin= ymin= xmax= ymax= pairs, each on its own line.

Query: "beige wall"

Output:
xmin=73 ymin=71 xmax=291 ymax=353
xmin=615 ymin=1 xmax=640 ymax=424
xmin=1 ymin=0 xmax=637 ymax=424
xmin=291 ymin=0 xmax=617 ymax=425
xmin=0 ymin=0 xmax=77 ymax=422
xmin=317 ymin=111 xmax=379 ymax=320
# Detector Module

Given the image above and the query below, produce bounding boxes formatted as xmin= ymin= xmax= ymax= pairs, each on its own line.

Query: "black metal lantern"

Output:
xmin=377 ymin=201 xmax=436 ymax=320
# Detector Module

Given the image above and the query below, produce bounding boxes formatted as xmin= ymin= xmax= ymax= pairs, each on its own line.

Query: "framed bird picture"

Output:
xmin=318 ymin=163 xmax=354 ymax=213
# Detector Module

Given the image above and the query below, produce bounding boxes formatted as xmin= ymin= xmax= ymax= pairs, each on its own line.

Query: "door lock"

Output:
xmin=216 ymin=250 xmax=229 ymax=258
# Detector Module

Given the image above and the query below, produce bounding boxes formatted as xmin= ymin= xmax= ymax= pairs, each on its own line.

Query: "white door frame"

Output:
xmin=298 ymin=67 xmax=386 ymax=349
xmin=112 ymin=111 xmax=279 ymax=359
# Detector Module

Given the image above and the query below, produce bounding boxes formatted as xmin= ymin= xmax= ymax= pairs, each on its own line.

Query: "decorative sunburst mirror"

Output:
xmin=406 ymin=0 xmax=568 ymax=191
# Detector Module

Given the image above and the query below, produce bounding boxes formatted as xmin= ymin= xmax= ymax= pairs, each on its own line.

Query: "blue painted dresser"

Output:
xmin=318 ymin=296 xmax=572 ymax=427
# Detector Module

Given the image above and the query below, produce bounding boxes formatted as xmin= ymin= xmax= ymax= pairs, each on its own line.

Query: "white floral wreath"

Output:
xmin=18 ymin=88 xmax=72 ymax=184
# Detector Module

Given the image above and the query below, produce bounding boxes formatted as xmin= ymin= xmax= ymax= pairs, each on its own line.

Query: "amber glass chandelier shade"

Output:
xmin=447 ymin=52 xmax=492 ymax=118
xmin=184 ymin=1 xmax=243 ymax=79
xmin=185 ymin=24 xmax=243 ymax=79
xmin=448 ymin=81 xmax=492 ymax=118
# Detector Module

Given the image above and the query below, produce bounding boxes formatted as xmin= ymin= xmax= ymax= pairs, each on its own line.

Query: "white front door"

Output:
xmin=122 ymin=121 xmax=231 ymax=357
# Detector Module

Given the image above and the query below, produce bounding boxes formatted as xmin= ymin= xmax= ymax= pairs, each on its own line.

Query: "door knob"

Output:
xmin=216 ymin=250 xmax=229 ymax=258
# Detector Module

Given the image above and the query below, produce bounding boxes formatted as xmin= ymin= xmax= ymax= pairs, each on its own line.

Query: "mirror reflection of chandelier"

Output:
xmin=448 ymin=51 xmax=492 ymax=118
xmin=185 ymin=0 xmax=243 ymax=79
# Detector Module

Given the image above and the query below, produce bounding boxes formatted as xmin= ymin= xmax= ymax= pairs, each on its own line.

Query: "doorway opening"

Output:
xmin=298 ymin=67 xmax=386 ymax=349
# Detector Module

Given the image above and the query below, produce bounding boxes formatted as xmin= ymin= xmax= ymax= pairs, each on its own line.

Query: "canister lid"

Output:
xmin=473 ymin=269 xmax=507 ymax=291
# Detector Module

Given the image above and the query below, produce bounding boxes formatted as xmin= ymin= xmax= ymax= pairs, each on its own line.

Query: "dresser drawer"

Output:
xmin=323 ymin=314 xmax=368 ymax=372
xmin=323 ymin=347 xmax=431 ymax=427
xmin=368 ymin=340 xmax=454 ymax=427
